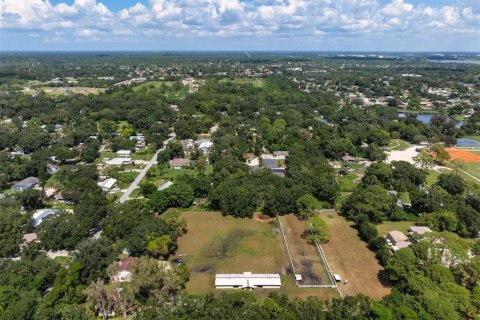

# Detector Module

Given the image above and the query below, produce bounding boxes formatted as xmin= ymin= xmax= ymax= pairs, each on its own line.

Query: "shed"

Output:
xmin=215 ymin=272 xmax=281 ymax=289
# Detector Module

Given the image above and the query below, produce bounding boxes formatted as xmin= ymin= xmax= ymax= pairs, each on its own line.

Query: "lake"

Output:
xmin=398 ymin=112 xmax=463 ymax=128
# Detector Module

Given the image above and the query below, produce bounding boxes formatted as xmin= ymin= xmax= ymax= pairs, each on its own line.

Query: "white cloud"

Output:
xmin=0 ymin=0 xmax=478 ymax=47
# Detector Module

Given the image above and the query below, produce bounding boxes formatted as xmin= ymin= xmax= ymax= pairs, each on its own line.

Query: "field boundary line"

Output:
xmin=276 ymin=215 xmax=296 ymax=275
xmin=304 ymin=215 xmax=337 ymax=288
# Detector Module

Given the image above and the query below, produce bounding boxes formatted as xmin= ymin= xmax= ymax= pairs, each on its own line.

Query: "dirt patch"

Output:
xmin=447 ymin=148 xmax=480 ymax=163
xmin=279 ymin=214 xmax=331 ymax=286
xmin=253 ymin=212 xmax=276 ymax=223
xmin=322 ymin=211 xmax=391 ymax=300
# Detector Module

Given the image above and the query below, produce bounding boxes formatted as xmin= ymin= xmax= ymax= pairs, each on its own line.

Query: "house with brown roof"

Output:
xmin=111 ymin=257 xmax=136 ymax=283
xmin=169 ymin=158 xmax=191 ymax=169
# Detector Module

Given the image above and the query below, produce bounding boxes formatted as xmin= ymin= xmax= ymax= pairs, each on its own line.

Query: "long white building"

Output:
xmin=215 ymin=272 xmax=281 ymax=289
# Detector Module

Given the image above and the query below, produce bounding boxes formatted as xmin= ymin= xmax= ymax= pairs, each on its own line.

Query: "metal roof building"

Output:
xmin=215 ymin=272 xmax=281 ymax=289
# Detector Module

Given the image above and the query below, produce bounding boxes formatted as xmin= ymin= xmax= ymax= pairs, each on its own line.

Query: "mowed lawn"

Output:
xmin=377 ymin=221 xmax=414 ymax=235
xmin=177 ymin=211 xmax=339 ymax=300
xmin=178 ymin=211 xmax=287 ymax=294
xmin=321 ymin=212 xmax=391 ymax=300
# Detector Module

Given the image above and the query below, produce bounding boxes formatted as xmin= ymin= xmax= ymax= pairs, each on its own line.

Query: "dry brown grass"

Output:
xmin=178 ymin=211 xmax=339 ymax=300
xmin=322 ymin=211 xmax=391 ymax=300
xmin=279 ymin=214 xmax=332 ymax=285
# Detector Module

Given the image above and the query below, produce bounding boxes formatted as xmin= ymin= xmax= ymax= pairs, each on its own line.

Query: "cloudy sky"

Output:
xmin=1 ymin=0 xmax=479 ymax=51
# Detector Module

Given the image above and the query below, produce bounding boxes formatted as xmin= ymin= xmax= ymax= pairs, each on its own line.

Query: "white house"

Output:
xmin=215 ymin=272 xmax=281 ymax=289
xmin=105 ymin=158 xmax=132 ymax=166
xmin=117 ymin=150 xmax=132 ymax=157
xmin=97 ymin=178 xmax=117 ymax=192
xmin=33 ymin=209 xmax=61 ymax=227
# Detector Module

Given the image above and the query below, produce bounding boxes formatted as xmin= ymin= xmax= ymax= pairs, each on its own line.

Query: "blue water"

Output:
xmin=456 ymin=138 xmax=480 ymax=147
xmin=398 ymin=113 xmax=464 ymax=128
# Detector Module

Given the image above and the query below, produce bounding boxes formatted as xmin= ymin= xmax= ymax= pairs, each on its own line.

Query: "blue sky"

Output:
xmin=1 ymin=0 xmax=479 ymax=51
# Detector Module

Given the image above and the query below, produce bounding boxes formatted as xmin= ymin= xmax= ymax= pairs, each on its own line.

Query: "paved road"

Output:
xmin=118 ymin=135 xmax=174 ymax=203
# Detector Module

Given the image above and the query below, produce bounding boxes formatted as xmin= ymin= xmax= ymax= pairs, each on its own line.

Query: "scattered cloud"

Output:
xmin=0 ymin=0 xmax=479 ymax=49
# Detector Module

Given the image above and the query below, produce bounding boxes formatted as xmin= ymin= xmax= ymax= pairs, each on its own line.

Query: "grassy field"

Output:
xmin=132 ymin=81 xmax=174 ymax=92
xmin=463 ymin=135 xmax=480 ymax=143
xmin=322 ymin=212 xmax=391 ymax=299
xmin=386 ymin=139 xmax=411 ymax=151
xmin=177 ymin=211 xmax=339 ymax=300
xmin=178 ymin=211 xmax=287 ymax=293
xmin=220 ymin=78 xmax=266 ymax=88
xmin=376 ymin=220 xmax=414 ymax=235
xmin=133 ymin=80 xmax=188 ymax=100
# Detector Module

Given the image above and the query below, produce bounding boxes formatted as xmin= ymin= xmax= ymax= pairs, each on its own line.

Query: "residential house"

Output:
xmin=262 ymin=159 xmax=286 ymax=177
xmin=55 ymin=192 xmax=74 ymax=205
xmin=386 ymin=231 xmax=412 ymax=252
xmin=342 ymin=154 xmax=356 ymax=162
xmin=215 ymin=272 xmax=281 ymax=289
xmin=12 ymin=177 xmax=39 ymax=191
xmin=117 ymin=150 xmax=132 ymax=157
xmin=198 ymin=140 xmax=214 ymax=154
xmin=97 ymin=178 xmax=117 ymax=192
xmin=33 ymin=208 xmax=61 ymax=227
xmin=272 ymin=151 xmax=289 ymax=160
xmin=105 ymin=158 xmax=132 ymax=166
xmin=169 ymin=158 xmax=190 ymax=169
xmin=111 ymin=257 xmax=136 ymax=283
xmin=47 ymin=163 xmax=60 ymax=174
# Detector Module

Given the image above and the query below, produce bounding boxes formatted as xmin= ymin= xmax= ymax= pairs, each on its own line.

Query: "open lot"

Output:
xmin=177 ymin=211 xmax=339 ymax=299
xmin=279 ymin=214 xmax=332 ymax=286
xmin=321 ymin=212 xmax=391 ymax=299
xmin=219 ymin=78 xmax=266 ymax=88
xmin=178 ymin=211 xmax=288 ymax=294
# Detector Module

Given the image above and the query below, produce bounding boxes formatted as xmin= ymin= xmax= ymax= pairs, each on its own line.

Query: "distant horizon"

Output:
xmin=1 ymin=50 xmax=479 ymax=54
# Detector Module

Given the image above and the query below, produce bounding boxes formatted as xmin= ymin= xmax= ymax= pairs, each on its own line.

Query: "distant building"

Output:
xmin=215 ymin=272 xmax=281 ymax=289
xmin=33 ymin=208 xmax=61 ymax=227
xmin=169 ymin=158 xmax=190 ymax=169
xmin=97 ymin=178 xmax=117 ymax=192
xmin=12 ymin=177 xmax=39 ymax=191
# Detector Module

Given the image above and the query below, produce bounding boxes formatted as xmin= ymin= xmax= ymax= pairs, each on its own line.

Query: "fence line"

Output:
xmin=276 ymin=215 xmax=296 ymax=275
xmin=304 ymin=215 xmax=337 ymax=288
xmin=277 ymin=214 xmax=337 ymax=289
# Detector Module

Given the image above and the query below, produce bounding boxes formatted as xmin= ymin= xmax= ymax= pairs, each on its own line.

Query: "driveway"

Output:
xmin=118 ymin=135 xmax=175 ymax=203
